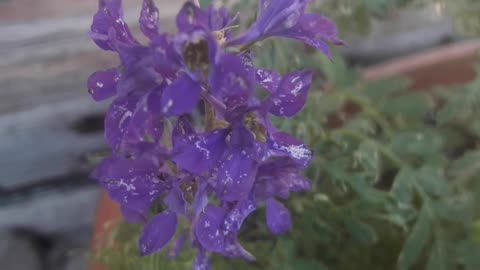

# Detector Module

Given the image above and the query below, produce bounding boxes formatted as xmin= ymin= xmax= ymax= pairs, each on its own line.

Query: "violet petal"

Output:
xmin=266 ymin=198 xmax=291 ymax=235
xmin=139 ymin=211 xmax=177 ymax=256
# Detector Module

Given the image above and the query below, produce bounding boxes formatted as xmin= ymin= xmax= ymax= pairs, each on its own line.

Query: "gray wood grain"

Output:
xmin=0 ymin=2 xmax=179 ymax=188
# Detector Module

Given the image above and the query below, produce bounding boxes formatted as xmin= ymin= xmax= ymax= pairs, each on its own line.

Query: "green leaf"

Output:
xmin=416 ymin=166 xmax=449 ymax=197
xmin=354 ymin=142 xmax=381 ymax=176
xmin=344 ymin=217 xmax=378 ymax=245
xmin=380 ymin=92 xmax=434 ymax=120
xmin=456 ymin=239 xmax=480 ymax=269
xmin=472 ymin=220 xmax=480 ymax=242
xmin=426 ymin=239 xmax=448 ymax=270
xmin=293 ymin=259 xmax=328 ymax=270
xmin=362 ymin=77 xmax=410 ymax=100
xmin=391 ymin=168 xmax=415 ymax=205
xmin=433 ymin=194 xmax=474 ymax=224
xmin=449 ymin=150 xmax=480 ymax=183
xmin=398 ymin=207 xmax=431 ymax=270
xmin=349 ymin=175 xmax=385 ymax=204
xmin=389 ymin=129 xmax=443 ymax=162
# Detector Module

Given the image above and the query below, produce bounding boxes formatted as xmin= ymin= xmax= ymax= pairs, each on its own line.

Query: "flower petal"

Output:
xmin=168 ymin=234 xmax=187 ymax=258
xmin=193 ymin=181 xmax=209 ymax=216
xmin=176 ymin=2 xmax=208 ymax=32
xmin=266 ymin=199 xmax=291 ymax=235
xmin=139 ymin=0 xmax=160 ymax=39
xmin=161 ymin=74 xmax=201 ymax=116
xmin=267 ymin=69 xmax=312 ymax=117
xmin=87 ymin=68 xmax=119 ymax=101
xmin=104 ymin=96 xmax=138 ymax=150
xmin=91 ymin=154 xmax=165 ymax=215
xmin=90 ymin=0 xmax=137 ymax=51
xmin=227 ymin=0 xmax=308 ymax=46
xmin=124 ymin=94 xmax=163 ymax=145
xmin=192 ymin=249 xmax=211 ymax=270
xmin=172 ymin=116 xmax=196 ymax=148
xmin=254 ymin=157 xmax=311 ymax=200
xmin=172 ymin=129 xmax=227 ymax=174
xmin=277 ymin=13 xmax=342 ymax=58
xmin=224 ymin=198 xmax=256 ymax=233
xmin=209 ymin=53 xmax=252 ymax=101
xmin=216 ymin=149 xmax=256 ymax=201
xmin=268 ymin=132 xmax=312 ymax=168
xmin=139 ymin=211 xmax=177 ymax=256
xmin=255 ymin=68 xmax=281 ymax=94
xmin=164 ymin=185 xmax=187 ymax=216
xmin=207 ymin=5 xmax=231 ymax=32
xmin=121 ymin=205 xmax=147 ymax=223
xmin=195 ymin=205 xmax=227 ymax=253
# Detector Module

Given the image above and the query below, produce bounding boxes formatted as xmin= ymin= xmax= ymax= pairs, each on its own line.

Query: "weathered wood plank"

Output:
xmin=0 ymin=97 xmax=106 ymax=188
xmin=0 ymin=1 xmax=180 ymax=188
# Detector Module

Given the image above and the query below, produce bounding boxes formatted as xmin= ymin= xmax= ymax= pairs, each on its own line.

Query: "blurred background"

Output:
xmin=0 ymin=0 xmax=479 ymax=270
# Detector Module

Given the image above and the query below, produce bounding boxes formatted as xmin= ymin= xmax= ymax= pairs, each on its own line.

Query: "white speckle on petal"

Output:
xmin=291 ymin=82 xmax=304 ymax=96
xmin=163 ymin=99 xmax=173 ymax=113
xmin=118 ymin=111 xmax=132 ymax=128
xmin=96 ymin=82 xmax=104 ymax=88
xmin=195 ymin=140 xmax=210 ymax=159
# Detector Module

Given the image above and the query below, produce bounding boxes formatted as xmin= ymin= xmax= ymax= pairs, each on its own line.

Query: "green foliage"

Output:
xmin=95 ymin=1 xmax=480 ymax=268
xmin=97 ymin=51 xmax=480 ymax=269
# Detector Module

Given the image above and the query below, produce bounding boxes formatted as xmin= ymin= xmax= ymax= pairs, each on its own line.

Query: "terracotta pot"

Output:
xmin=88 ymin=39 xmax=480 ymax=270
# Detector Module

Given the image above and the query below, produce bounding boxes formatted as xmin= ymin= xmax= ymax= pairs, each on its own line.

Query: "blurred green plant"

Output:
xmin=95 ymin=1 xmax=480 ymax=269
xmin=96 ymin=46 xmax=480 ymax=269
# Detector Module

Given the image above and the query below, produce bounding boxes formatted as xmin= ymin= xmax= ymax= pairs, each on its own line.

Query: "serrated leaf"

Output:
xmin=398 ymin=207 xmax=431 ymax=270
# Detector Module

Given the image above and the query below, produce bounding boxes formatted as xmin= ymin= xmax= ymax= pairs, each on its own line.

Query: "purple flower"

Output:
xmin=263 ymin=69 xmax=313 ymax=117
xmin=88 ymin=0 xmax=341 ymax=267
xmin=266 ymin=198 xmax=292 ymax=235
xmin=195 ymin=199 xmax=256 ymax=260
xmin=253 ymin=157 xmax=311 ymax=201
xmin=90 ymin=0 xmax=138 ymax=51
xmin=139 ymin=0 xmax=160 ymax=39
xmin=91 ymin=149 xmax=167 ymax=222
xmin=139 ymin=210 xmax=178 ymax=256
xmin=227 ymin=0 xmax=342 ymax=58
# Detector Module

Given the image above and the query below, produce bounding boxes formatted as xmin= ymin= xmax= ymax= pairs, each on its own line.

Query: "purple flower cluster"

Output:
xmin=88 ymin=0 xmax=340 ymax=269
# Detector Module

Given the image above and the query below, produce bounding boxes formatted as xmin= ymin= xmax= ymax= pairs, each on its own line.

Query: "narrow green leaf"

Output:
xmin=391 ymin=168 xmax=414 ymax=205
xmin=426 ymin=239 xmax=448 ymax=270
xmin=398 ymin=207 xmax=431 ymax=270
